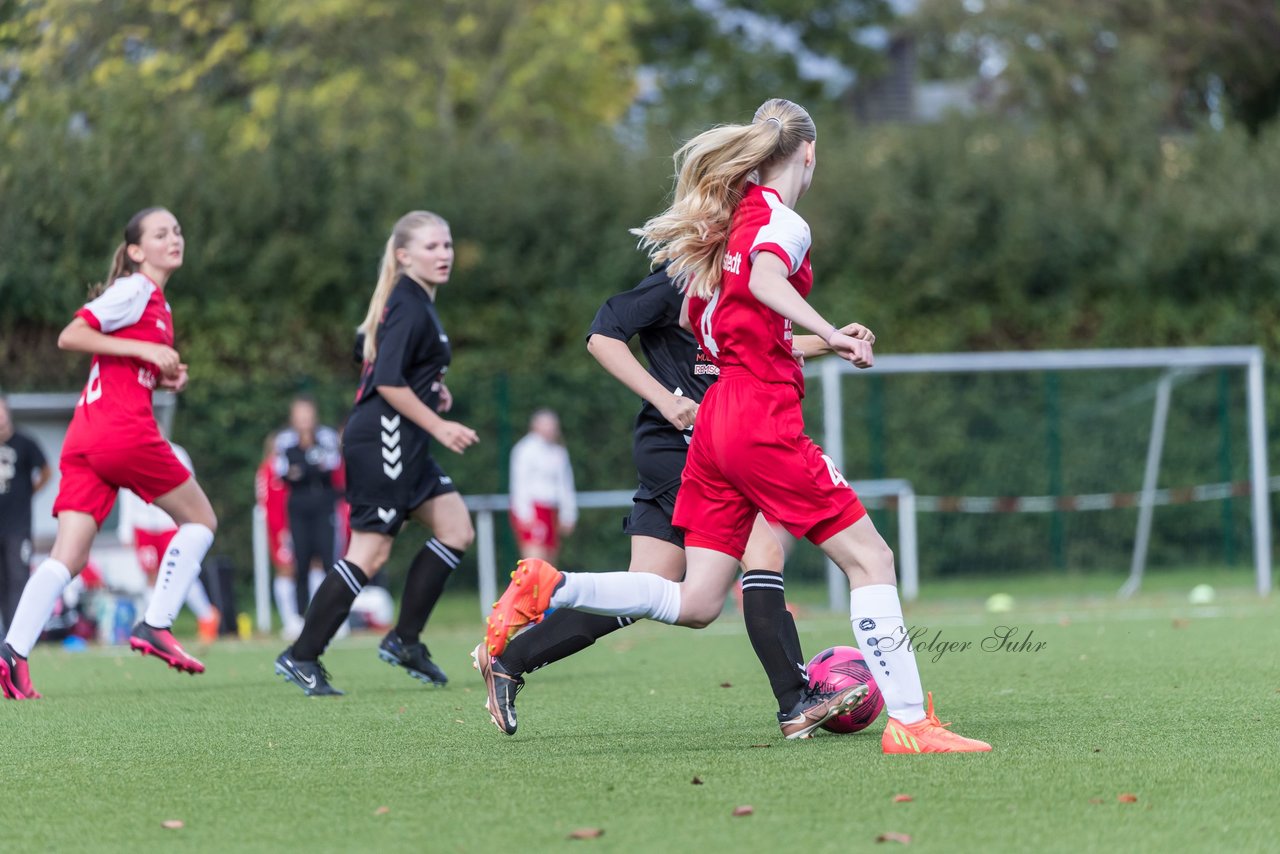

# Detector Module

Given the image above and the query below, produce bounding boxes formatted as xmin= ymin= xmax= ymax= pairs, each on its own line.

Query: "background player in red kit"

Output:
xmin=485 ymin=100 xmax=990 ymax=752
xmin=0 ymin=207 xmax=217 ymax=699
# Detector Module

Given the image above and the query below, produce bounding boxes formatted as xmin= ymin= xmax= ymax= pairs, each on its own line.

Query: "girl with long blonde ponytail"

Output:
xmin=276 ymin=210 xmax=479 ymax=696
xmin=632 ymin=98 xmax=817 ymax=298
xmin=484 ymin=98 xmax=992 ymax=753
xmin=359 ymin=211 xmax=448 ymax=363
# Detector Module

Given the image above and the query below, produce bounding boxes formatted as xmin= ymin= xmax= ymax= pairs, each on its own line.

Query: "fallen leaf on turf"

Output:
xmin=691 ymin=777 xmax=704 ymax=785
xmin=454 ymin=719 xmax=465 ymax=724
xmin=720 ymin=682 xmax=732 ymax=688
xmin=1172 ymin=618 xmax=1190 ymax=629
xmin=1118 ymin=793 xmax=1138 ymax=803
xmin=397 ymin=707 xmax=407 ymax=714
xmin=893 ymin=794 xmax=913 ymax=803
xmin=568 ymin=828 xmax=603 ymax=840
xmin=161 ymin=820 xmax=184 ymax=830
xmin=876 ymin=832 xmax=911 ymax=845
xmin=1088 ymin=798 xmax=1103 ymax=805
xmin=749 ymin=744 xmax=772 ymax=748
xmin=732 ymin=806 xmax=754 ymax=817
xmin=1092 ymin=747 xmax=1101 ymax=753
xmin=374 ymin=806 xmax=390 ymax=816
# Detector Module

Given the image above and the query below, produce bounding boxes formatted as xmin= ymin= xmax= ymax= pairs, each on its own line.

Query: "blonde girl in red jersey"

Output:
xmin=0 ymin=208 xmax=216 ymax=700
xmin=485 ymin=100 xmax=989 ymax=752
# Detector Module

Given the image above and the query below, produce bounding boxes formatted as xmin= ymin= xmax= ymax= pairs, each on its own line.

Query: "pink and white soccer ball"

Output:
xmin=806 ymin=645 xmax=885 ymax=733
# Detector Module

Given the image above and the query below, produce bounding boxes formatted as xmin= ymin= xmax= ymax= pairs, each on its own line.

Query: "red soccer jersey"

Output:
xmin=63 ymin=273 xmax=173 ymax=454
xmin=688 ymin=183 xmax=813 ymax=393
xmin=256 ymin=458 xmax=293 ymax=569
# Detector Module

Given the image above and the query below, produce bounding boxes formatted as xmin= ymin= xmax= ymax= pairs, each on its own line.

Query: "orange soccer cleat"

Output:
xmin=197 ymin=607 xmax=222 ymax=644
xmin=483 ymin=559 xmax=564 ymax=657
xmin=881 ymin=692 xmax=992 ymax=754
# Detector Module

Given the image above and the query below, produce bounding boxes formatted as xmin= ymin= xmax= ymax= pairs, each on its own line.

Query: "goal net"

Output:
xmin=799 ymin=347 xmax=1271 ymax=602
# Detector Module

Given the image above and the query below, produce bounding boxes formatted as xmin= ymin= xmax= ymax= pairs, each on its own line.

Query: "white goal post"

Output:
xmin=806 ymin=346 xmax=1272 ymax=599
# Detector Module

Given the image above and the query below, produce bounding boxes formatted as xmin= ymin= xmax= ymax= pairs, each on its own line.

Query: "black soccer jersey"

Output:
xmin=343 ymin=274 xmax=457 ymax=528
xmin=355 ymin=275 xmax=452 ymax=413
xmin=587 ymin=266 xmax=718 ymax=496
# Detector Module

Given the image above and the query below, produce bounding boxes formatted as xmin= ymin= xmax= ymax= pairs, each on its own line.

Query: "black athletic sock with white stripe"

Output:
xmin=394 ymin=539 xmax=463 ymax=643
xmin=741 ymin=570 xmax=807 ymax=714
xmin=291 ymin=559 xmax=367 ymax=661
xmin=500 ymin=608 xmax=631 ymax=677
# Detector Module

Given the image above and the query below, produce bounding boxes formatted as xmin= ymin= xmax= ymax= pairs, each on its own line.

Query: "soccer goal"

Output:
xmin=806 ymin=347 xmax=1271 ymax=601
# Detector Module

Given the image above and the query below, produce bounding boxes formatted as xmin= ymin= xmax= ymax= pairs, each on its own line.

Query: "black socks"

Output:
xmin=741 ymin=570 xmax=807 ymax=713
xmin=292 ymin=559 xmax=367 ymax=661
xmin=395 ymin=539 xmax=463 ymax=643
xmin=500 ymin=608 xmax=632 ymax=676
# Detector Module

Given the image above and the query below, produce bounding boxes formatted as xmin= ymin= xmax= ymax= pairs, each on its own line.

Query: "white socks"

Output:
xmin=143 ymin=523 xmax=215 ymax=629
xmin=550 ymin=572 xmax=682 ymax=625
xmin=273 ymin=576 xmax=300 ymax=621
xmin=184 ymin=579 xmax=214 ymax=621
xmin=308 ymin=568 xmax=325 ymax=600
xmin=850 ymin=584 xmax=926 ymax=724
xmin=4 ymin=559 xmax=73 ymax=657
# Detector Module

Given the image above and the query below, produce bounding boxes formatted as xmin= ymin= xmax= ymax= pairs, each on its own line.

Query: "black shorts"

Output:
xmin=622 ymin=487 xmax=683 ymax=548
xmin=347 ymin=455 xmax=457 ymax=536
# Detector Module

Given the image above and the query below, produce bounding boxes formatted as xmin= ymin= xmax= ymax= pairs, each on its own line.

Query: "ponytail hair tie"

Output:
xmin=765 ymin=116 xmax=782 ymax=128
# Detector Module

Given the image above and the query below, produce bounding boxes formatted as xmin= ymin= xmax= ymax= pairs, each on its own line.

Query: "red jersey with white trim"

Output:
xmin=688 ymin=183 xmax=813 ymax=393
xmin=63 ymin=273 xmax=173 ymax=454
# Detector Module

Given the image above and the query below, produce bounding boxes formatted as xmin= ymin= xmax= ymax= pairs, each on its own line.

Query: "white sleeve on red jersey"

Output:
xmin=78 ymin=273 xmax=155 ymax=333
xmin=749 ymin=194 xmax=811 ymax=276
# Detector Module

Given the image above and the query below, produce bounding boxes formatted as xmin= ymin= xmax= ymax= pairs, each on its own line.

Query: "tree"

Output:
xmin=910 ymin=0 xmax=1280 ymax=133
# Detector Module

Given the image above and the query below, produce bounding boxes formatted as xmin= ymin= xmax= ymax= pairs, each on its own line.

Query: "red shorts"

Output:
xmin=510 ymin=504 xmax=560 ymax=551
xmin=54 ymin=441 xmax=192 ymax=526
xmin=134 ymin=527 xmax=178 ymax=577
xmin=672 ymin=371 xmax=866 ymax=560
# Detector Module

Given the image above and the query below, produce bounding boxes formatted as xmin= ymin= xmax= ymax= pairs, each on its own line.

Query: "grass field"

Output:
xmin=6 ymin=569 xmax=1278 ymax=853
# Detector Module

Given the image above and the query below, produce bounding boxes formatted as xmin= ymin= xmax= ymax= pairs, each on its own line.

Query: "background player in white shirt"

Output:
xmin=508 ymin=409 xmax=577 ymax=562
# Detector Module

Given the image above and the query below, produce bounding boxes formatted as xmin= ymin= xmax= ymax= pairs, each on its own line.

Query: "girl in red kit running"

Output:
xmin=486 ymin=100 xmax=989 ymax=752
xmin=0 ymin=207 xmax=216 ymax=700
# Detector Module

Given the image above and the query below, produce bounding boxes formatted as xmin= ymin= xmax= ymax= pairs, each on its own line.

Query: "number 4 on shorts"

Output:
xmin=821 ymin=454 xmax=848 ymax=488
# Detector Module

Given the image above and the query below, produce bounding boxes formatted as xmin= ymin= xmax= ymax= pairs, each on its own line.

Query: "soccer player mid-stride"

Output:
xmin=0 ymin=207 xmax=217 ymax=699
xmin=275 ymin=211 xmax=478 ymax=696
xmin=483 ymin=100 xmax=990 ymax=753
xmin=474 ymin=264 xmax=868 ymax=739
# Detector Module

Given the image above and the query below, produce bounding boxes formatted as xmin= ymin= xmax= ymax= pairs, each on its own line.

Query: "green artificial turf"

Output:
xmin=5 ymin=575 xmax=1277 ymax=853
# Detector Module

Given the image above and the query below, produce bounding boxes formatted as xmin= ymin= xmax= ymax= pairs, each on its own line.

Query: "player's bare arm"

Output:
xmin=792 ymin=323 xmax=875 ymax=359
xmin=747 ymin=254 xmax=873 ymax=369
xmin=377 ymin=384 xmax=478 ymax=454
xmin=159 ymin=364 xmax=189 ymax=392
xmin=57 ymin=316 xmax=181 ymax=376
xmin=587 ymin=333 xmax=698 ymax=431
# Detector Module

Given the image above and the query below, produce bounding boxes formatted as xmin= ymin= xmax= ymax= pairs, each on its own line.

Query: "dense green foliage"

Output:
xmin=3 ymin=1 xmax=1279 ymax=583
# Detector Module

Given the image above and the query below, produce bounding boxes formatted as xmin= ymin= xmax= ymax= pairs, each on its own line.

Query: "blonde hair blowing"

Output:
xmin=631 ymin=99 xmax=816 ymax=299
xmin=360 ymin=210 xmax=450 ymax=362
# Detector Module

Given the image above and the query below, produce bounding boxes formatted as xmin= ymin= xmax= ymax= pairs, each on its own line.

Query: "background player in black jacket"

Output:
xmin=276 ymin=211 xmax=478 ymax=696
xmin=0 ymin=397 xmax=51 ymax=634
xmin=273 ymin=395 xmax=342 ymax=617
xmin=475 ymin=266 xmax=846 ymax=734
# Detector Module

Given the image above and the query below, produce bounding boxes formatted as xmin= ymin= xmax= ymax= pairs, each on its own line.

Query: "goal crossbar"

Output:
xmin=806 ymin=346 xmax=1271 ymax=598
